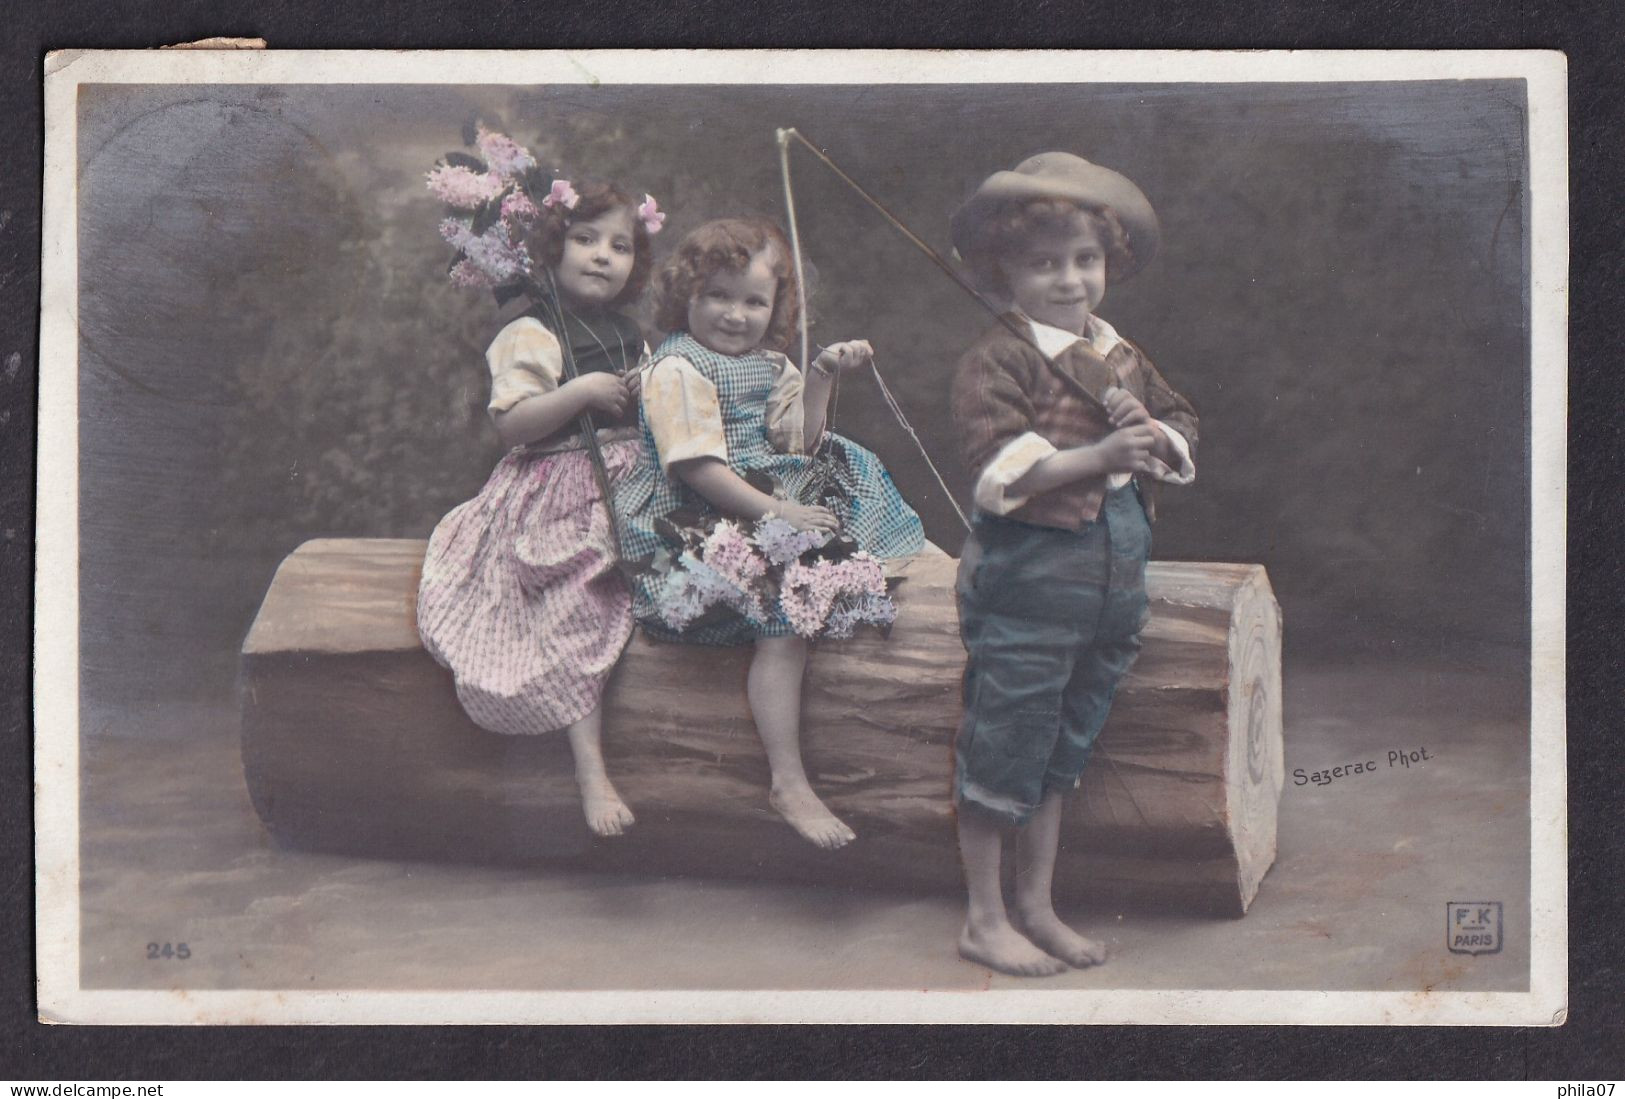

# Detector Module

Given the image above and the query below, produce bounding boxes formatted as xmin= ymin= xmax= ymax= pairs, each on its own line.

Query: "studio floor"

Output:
xmin=74 ymin=649 xmax=1532 ymax=997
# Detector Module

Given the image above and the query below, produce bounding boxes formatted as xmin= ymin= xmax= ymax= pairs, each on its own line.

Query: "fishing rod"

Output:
xmin=775 ymin=127 xmax=1110 ymax=415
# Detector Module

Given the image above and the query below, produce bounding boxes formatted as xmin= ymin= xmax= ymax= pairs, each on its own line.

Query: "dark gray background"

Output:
xmin=77 ymin=80 xmax=1529 ymax=710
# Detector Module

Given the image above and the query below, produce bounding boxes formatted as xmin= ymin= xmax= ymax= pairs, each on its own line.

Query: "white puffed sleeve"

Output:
xmin=641 ymin=355 xmax=729 ymax=473
xmin=762 ymin=352 xmax=809 ymax=455
xmin=485 ymin=317 xmax=565 ymax=415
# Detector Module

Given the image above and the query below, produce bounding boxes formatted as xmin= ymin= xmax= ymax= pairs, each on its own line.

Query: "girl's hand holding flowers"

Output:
xmin=777 ymin=501 xmax=840 ymax=534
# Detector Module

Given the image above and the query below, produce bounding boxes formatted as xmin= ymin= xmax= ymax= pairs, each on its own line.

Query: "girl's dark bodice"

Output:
xmin=527 ymin=302 xmax=644 ymax=441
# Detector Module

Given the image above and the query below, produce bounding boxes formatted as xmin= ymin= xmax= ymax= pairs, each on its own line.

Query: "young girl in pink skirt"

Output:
xmin=417 ymin=177 xmax=664 ymax=837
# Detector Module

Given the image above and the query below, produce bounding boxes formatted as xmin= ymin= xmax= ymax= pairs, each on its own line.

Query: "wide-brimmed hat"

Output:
xmin=950 ymin=152 xmax=1160 ymax=282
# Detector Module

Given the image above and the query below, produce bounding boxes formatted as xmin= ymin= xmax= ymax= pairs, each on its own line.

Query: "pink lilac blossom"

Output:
xmin=822 ymin=593 xmax=897 ymax=639
xmin=475 ymin=125 xmax=537 ymax=178
xmin=449 ymin=259 xmax=495 ymax=288
xmin=500 ymin=190 xmax=540 ymax=223
xmin=702 ymin=521 xmax=768 ymax=589
xmin=654 ymin=553 xmax=767 ymax=631
xmin=652 ymin=570 xmax=708 ymax=631
xmin=439 ymin=217 xmax=475 ymax=249
xmin=699 ymin=548 xmax=769 ymax=623
xmin=843 ymin=552 xmax=889 ymax=597
xmin=824 ymin=600 xmax=862 ymax=639
xmin=779 ymin=560 xmax=840 ymax=638
xmin=653 ymin=555 xmax=729 ymax=631
xmin=426 ymin=164 xmax=506 ymax=209
xmin=753 ymin=515 xmax=830 ymax=565
xmin=457 ymin=222 xmax=531 ymax=283
xmin=778 ymin=555 xmax=894 ymax=639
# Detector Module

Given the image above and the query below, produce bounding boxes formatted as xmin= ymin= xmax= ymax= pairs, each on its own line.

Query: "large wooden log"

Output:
xmin=241 ymin=539 xmax=1283 ymax=915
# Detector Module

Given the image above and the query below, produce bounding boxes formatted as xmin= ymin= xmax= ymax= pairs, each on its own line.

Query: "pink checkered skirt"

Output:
xmin=417 ymin=439 xmax=642 ymax=735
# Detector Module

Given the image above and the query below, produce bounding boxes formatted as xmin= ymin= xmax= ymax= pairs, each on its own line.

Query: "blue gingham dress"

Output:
xmin=617 ymin=332 xmax=925 ymax=645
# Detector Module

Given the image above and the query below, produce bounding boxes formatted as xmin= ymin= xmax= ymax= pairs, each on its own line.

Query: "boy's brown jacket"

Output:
xmin=950 ymin=315 xmax=1199 ymax=529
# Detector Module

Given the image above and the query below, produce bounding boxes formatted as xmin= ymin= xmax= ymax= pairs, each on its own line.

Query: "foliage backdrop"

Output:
xmin=75 ymin=81 xmax=1530 ymax=707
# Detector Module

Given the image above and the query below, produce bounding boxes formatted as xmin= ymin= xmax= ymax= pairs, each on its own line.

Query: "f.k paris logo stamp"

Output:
xmin=1446 ymin=901 xmax=1503 ymax=955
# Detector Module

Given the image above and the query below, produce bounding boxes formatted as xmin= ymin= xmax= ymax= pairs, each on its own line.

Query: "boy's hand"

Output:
xmin=572 ymin=372 xmax=632 ymax=416
xmin=814 ymin=340 xmax=875 ymax=375
xmin=1095 ymin=424 xmax=1160 ymax=474
xmin=623 ymin=368 xmax=643 ymax=403
xmin=777 ymin=501 xmax=840 ymax=534
xmin=1104 ymin=385 xmax=1151 ymax=429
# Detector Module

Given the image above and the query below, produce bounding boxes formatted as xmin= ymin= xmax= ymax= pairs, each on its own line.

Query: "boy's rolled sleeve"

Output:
xmin=1146 ymin=419 xmax=1196 ymax=485
xmin=973 ymin=431 xmax=1058 ymax=514
xmin=1138 ymin=352 xmax=1200 ymax=472
xmin=953 ymin=348 xmax=1043 ymax=495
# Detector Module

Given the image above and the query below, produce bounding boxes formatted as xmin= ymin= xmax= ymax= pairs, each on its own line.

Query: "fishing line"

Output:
xmin=777 ymin=128 xmax=973 ymax=532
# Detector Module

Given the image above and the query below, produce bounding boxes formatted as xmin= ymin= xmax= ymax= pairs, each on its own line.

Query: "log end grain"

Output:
xmin=1224 ymin=565 xmax=1286 ymax=911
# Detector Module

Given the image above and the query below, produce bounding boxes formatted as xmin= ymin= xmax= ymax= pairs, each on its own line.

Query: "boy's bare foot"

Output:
xmin=769 ymin=785 xmax=856 ymax=849
xmin=579 ymin=778 xmax=635 ymax=837
xmin=1011 ymin=906 xmax=1108 ymax=968
xmin=958 ymin=921 xmax=1069 ymax=978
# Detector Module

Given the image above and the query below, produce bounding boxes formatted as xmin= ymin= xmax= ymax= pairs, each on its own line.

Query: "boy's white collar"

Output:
xmin=1017 ymin=312 xmax=1124 ymax=359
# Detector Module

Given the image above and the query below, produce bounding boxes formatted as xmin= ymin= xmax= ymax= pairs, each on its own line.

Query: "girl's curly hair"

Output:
xmin=962 ymin=199 xmax=1135 ymax=299
xmin=528 ymin=180 xmax=654 ymax=307
xmin=653 ymin=217 xmax=800 ymax=352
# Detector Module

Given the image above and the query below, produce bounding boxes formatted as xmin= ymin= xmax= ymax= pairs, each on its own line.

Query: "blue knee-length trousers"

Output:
xmin=953 ymin=485 xmax=1151 ymax=827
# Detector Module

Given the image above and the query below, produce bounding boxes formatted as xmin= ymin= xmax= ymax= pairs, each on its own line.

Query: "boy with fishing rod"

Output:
xmin=774 ymin=134 xmax=1198 ymax=973
xmin=947 ymin=153 xmax=1199 ymax=976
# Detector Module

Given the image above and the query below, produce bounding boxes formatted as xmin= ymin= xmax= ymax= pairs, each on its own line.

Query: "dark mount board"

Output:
xmin=9 ymin=0 xmax=1622 ymax=1085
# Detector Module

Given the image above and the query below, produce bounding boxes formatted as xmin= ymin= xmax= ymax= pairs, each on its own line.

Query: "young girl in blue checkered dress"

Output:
xmin=616 ymin=216 xmax=924 ymax=848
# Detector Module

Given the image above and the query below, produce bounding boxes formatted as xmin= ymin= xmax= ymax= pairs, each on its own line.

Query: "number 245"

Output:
xmin=146 ymin=942 xmax=190 ymax=960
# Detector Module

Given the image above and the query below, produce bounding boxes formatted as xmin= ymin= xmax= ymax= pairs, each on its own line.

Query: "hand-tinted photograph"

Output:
xmin=36 ymin=50 xmax=1566 ymax=1025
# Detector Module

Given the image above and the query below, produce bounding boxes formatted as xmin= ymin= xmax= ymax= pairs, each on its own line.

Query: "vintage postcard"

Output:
xmin=36 ymin=49 xmax=1566 ymax=1025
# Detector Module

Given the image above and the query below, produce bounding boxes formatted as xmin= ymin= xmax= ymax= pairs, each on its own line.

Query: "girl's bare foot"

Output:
xmin=579 ymin=778 xmax=635 ymax=837
xmin=1012 ymin=905 xmax=1108 ymax=967
xmin=768 ymin=784 xmax=856 ymax=849
xmin=958 ymin=920 xmax=1069 ymax=978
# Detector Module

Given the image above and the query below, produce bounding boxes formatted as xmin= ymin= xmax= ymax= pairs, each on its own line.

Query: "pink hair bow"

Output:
xmin=542 ymin=179 xmax=580 ymax=211
xmin=637 ymin=193 xmax=666 ymax=235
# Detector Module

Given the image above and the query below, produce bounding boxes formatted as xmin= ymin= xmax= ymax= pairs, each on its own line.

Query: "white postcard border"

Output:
xmin=36 ymin=47 xmax=1568 ymax=1027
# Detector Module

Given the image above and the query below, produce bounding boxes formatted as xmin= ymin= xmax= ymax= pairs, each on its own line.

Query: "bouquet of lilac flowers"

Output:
xmin=647 ymin=512 xmax=900 ymax=640
xmin=428 ymin=125 xmax=664 ymax=307
xmin=426 ymin=125 xmax=548 ymax=302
